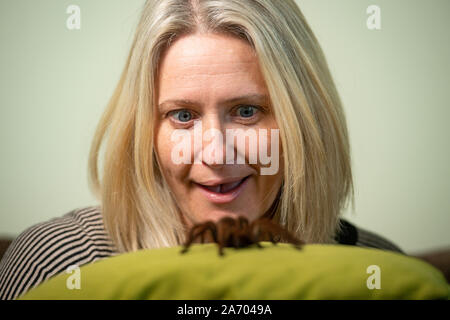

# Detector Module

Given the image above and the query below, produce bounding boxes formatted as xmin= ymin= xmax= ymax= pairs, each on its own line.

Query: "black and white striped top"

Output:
xmin=0 ymin=205 xmax=404 ymax=300
xmin=0 ymin=206 xmax=117 ymax=300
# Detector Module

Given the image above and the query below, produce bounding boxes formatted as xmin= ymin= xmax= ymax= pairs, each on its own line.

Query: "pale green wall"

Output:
xmin=0 ymin=0 xmax=448 ymax=254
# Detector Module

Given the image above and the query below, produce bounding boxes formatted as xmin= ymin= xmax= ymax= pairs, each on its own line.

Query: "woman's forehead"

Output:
xmin=158 ymin=34 xmax=260 ymax=79
xmin=161 ymin=33 xmax=256 ymax=64
xmin=157 ymin=34 xmax=268 ymax=102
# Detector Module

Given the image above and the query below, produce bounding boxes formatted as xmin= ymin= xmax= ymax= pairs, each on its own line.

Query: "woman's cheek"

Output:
xmin=157 ymin=124 xmax=175 ymax=158
xmin=156 ymin=127 xmax=176 ymax=178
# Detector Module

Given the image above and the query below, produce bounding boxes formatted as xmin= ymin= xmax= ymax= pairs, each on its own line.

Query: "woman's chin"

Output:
xmin=196 ymin=209 xmax=256 ymax=223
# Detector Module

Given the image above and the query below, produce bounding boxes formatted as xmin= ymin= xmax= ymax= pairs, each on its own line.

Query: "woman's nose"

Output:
xmin=195 ymin=117 xmax=229 ymax=168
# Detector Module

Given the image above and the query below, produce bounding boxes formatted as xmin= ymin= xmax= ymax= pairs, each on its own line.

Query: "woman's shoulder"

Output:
xmin=335 ymin=219 xmax=405 ymax=254
xmin=0 ymin=206 xmax=118 ymax=300
xmin=355 ymin=225 xmax=404 ymax=254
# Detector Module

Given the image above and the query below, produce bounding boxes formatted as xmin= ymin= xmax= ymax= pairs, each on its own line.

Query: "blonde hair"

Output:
xmin=88 ymin=0 xmax=354 ymax=252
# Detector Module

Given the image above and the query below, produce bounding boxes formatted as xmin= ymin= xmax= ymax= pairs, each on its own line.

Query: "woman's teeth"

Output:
xmin=203 ymin=178 xmax=244 ymax=193
xmin=203 ymin=185 xmax=221 ymax=193
xmin=221 ymin=179 xmax=243 ymax=193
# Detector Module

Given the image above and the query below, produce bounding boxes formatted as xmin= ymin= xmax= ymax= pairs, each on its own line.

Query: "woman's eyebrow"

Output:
xmin=158 ymin=94 xmax=269 ymax=110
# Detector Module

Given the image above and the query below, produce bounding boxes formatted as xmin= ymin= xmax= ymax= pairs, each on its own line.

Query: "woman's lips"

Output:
xmin=195 ymin=175 xmax=251 ymax=204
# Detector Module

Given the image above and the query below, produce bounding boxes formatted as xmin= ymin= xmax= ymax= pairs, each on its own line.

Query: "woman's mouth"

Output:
xmin=194 ymin=175 xmax=251 ymax=204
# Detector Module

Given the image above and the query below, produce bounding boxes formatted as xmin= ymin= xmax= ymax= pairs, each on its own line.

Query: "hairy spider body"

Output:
xmin=181 ymin=216 xmax=304 ymax=256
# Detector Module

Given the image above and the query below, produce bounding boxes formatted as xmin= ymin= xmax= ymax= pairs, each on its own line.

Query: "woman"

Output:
xmin=0 ymin=0 xmax=403 ymax=300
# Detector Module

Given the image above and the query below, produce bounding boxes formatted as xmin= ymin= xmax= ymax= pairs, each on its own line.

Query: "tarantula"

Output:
xmin=180 ymin=216 xmax=304 ymax=256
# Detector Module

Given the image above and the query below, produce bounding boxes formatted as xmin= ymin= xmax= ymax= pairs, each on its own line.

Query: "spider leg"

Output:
xmin=248 ymin=222 xmax=269 ymax=249
xmin=181 ymin=223 xmax=212 ymax=254
xmin=200 ymin=221 xmax=218 ymax=244
xmin=250 ymin=231 xmax=263 ymax=249
xmin=216 ymin=217 xmax=241 ymax=255
xmin=270 ymin=233 xmax=280 ymax=245
xmin=255 ymin=224 xmax=275 ymax=245
xmin=237 ymin=216 xmax=249 ymax=229
xmin=222 ymin=226 xmax=236 ymax=253
xmin=251 ymin=219 xmax=304 ymax=249
xmin=217 ymin=226 xmax=229 ymax=257
xmin=218 ymin=243 xmax=225 ymax=256
xmin=232 ymin=230 xmax=241 ymax=248
xmin=250 ymin=223 xmax=262 ymax=242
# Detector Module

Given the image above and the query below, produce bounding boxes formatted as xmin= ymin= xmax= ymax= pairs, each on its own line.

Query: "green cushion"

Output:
xmin=20 ymin=243 xmax=449 ymax=300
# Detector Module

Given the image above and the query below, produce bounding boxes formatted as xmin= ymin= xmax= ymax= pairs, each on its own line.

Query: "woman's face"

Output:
xmin=154 ymin=33 xmax=283 ymax=228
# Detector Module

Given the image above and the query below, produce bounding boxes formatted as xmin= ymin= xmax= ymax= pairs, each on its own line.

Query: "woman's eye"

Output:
xmin=167 ymin=105 xmax=262 ymax=125
xmin=236 ymin=105 xmax=258 ymax=118
xmin=170 ymin=110 xmax=193 ymax=122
